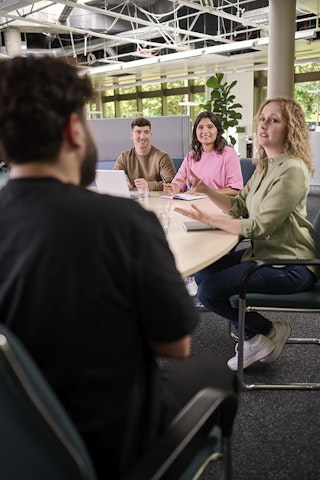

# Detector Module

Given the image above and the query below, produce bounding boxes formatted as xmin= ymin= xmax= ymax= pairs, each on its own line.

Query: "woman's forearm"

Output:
xmin=188 ymin=170 xmax=234 ymax=212
xmin=203 ymin=185 xmax=233 ymax=212
xmin=174 ymin=203 xmax=242 ymax=235
xmin=216 ymin=186 xmax=239 ymax=197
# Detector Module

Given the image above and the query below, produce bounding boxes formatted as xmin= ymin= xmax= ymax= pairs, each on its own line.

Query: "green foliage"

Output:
xmin=200 ymin=72 xmax=242 ymax=146
xmin=295 ymin=84 xmax=319 ymax=120
xmin=166 ymin=95 xmax=185 ymax=115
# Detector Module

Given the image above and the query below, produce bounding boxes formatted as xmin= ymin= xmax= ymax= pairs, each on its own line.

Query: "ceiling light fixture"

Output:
xmin=122 ymin=56 xmax=159 ymax=69
xmin=241 ymin=7 xmax=269 ymax=25
xmin=294 ymin=29 xmax=316 ymax=40
xmin=203 ymin=39 xmax=255 ymax=54
xmin=159 ymin=48 xmax=205 ymax=62
xmin=159 ymin=39 xmax=255 ymax=63
xmin=89 ymin=63 xmax=124 ymax=75
xmin=254 ymin=29 xmax=316 ymax=47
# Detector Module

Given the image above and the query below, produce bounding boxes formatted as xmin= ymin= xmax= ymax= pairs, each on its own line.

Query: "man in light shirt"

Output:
xmin=114 ymin=117 xmax=176 ymax=191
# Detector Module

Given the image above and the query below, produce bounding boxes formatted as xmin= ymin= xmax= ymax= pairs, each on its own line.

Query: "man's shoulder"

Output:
xmin=120 ymin=147 xmax=135 ymax=157
xmin=149 ymin=145 xmax=171 ymax=158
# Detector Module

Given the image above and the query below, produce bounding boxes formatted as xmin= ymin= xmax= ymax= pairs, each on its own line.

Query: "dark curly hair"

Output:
xmin=0 ymin=56 xmax=93 ymax=164
xmin=131 ymin=117 xmax=151 ymax=129
xmin=190 ymin=111 xmax=227 ymax=161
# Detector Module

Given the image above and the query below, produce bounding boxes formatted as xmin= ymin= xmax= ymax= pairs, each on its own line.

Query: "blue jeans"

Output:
xmin=195 ymin=249 xmax=316 ymax=339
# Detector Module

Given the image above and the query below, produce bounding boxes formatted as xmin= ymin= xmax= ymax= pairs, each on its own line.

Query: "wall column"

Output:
xmin=3 ymin=27 xmax=22 ymax=56
xmin=267 ymin=0 xmax=296 ymax=99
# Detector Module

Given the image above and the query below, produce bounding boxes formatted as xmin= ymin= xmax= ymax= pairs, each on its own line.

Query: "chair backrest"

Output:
xmin=240 ymin=158 xmax=256 ymax=185
xmin=172 ymin=157 xmax=184 ymax=171
xmin=0 ymin=324 xmax=97 ymax=480
xmin=313 ymin=208 xmax=320 ymax=253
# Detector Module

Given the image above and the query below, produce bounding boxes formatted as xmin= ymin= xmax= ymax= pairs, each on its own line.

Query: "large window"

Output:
xmin=167 ymin=95 xmax=186 ymax=116
xmin=119 ymin=100 xmax=140 ymax=117
xmin=98 ymin=78 xmax=207 ymax=120
xmin=142 ymin=98 xmax=162 ymax=116
xmin=294 ymin=63 xmax=320 ymax=128
xmin=104 ymin=102 xmax=115 ymax=118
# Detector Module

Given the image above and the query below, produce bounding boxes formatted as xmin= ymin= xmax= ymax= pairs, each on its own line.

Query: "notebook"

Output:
xmin=160 ymin=193 xmax=206 ymax=201
xmin=183 ymin=221 xmax=217 ymax=231
xmin=95 ymin=170 xmax=139 ymax=199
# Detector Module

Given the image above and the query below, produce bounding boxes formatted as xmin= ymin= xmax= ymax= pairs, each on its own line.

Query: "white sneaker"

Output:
xmin=260 ymin=322 xmax=291 ymax=363
xmin=227 ymin=334 xmax=275 ymax=371
xmin=184 ymin=276 xmax=198 ymax=297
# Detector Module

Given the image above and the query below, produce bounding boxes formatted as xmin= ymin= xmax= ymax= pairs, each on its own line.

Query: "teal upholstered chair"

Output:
xmin=240 ymin=158 xmax=255 ymax=186
xmin=172 ymin=157 xmax=184 ymax=171
xmin=229 ymin=209 xmax=320 ymax=390
xmin=0 ymin=324 xmax=238 ymax=480
xmin=0 ymin=161 xmax=10 ymax=189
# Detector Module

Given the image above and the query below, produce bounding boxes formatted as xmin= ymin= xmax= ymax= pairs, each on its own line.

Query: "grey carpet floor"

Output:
xmin=194 ymin=310 xmax=320 ymax=480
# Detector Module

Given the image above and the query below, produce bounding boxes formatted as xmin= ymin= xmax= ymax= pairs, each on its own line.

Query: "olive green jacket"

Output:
xmin=229 ymin=153 xmax=320 ymax=278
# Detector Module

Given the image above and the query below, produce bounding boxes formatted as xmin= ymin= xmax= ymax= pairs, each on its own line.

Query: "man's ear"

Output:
xmin=64 ymin=113 xmax=83 ymax=148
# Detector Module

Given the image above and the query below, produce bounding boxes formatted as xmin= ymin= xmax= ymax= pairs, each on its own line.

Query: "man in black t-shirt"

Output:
xmin=0 ymin=56 xmax=236 ymax=479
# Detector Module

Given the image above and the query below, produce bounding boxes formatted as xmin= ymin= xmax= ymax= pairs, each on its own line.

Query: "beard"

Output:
xmin=80 ymin=126 xmax=98 ymax=187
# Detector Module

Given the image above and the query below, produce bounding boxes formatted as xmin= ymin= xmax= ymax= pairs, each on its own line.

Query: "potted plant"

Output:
xmin=200 ymin=72 xmax=242 ymax=146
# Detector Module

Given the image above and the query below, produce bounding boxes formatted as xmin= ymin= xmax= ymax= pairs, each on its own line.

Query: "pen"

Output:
xmin=160 ymin=174 xmax=167 ymax=183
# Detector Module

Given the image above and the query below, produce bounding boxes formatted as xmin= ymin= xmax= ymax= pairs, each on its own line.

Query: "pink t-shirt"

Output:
xmin=172 ymin=146 xmax=243 ymax=192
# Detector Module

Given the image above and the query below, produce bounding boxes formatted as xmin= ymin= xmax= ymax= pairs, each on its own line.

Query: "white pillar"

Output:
xmin=268 ymin=0 xmax=296 ymax=99
xmin=4 ymin=27 xmax=22 ymax=57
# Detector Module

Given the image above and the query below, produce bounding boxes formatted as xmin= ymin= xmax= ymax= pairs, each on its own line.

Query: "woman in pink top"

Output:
xmin=164 ymin=111 xmax=243 ymax=196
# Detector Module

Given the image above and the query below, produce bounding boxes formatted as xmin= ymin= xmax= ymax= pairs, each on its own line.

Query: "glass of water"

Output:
xmin=138 ymin=187 xmax=149 ymax=200
xmin=157 ymin=199 xmax=172 ymax=233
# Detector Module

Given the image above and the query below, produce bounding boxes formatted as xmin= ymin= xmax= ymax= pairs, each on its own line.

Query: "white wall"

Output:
xmin=225 ymin=71 xmax=255 ymax=137
xmin=310 ymin=132 xmax=320 ymax=187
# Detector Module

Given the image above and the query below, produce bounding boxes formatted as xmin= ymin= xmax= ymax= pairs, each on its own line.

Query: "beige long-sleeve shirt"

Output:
xmin=114 ymin=145 xmax=176 ymax=191
xmin=229 ymin=153 xmax=320 ymax=277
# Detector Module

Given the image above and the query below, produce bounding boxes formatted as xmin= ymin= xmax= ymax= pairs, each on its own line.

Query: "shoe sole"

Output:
xmin=260 ymin=323 xmax=292 ymax=364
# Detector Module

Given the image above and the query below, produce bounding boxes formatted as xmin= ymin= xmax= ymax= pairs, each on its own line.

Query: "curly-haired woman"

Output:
xmin=163 ymin=111 xmax=243 ymax=196
xmin=174 ymin=98 xmax=320 ymax=370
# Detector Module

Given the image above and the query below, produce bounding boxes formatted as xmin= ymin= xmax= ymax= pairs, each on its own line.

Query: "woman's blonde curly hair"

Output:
xmin=252 ymin=97 xmax=314 ymax=176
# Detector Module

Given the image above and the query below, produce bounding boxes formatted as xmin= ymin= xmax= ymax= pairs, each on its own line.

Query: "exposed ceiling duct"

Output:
xmin=0 ymin=0 xmax=319 ymax=85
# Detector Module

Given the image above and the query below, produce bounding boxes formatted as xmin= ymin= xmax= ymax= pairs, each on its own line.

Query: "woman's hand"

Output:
xmin=188 ymin=168 xmax=233 ymax=213
xmin=163 ymin=182 xmax=180 ymax=195
xmin=187 ymin=169 xmax=209 ymax=195
xmin=175 ymin=203 xmax=242 ymax=235
xmin=174 ymin=203 xmax=211 ymax=225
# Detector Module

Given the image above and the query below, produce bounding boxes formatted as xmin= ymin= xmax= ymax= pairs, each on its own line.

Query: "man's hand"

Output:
xmin=134 ymin=177 xmax=148 ymax=189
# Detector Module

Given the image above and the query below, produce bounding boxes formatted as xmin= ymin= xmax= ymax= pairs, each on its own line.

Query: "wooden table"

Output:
xmin=140 ymin=192 xmax=239 ymax=278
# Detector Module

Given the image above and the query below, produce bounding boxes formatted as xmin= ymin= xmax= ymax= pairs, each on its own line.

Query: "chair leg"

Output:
xmin=191 ymin=435 xmax=232 ymax=480
xmin=230 ymin=323 xmax=320 ymax=346
xmin=220 ymin=435 xmax=232 ymax=480
xmin=237 ymin=298 xmax=320 ymax=390
xmin=287 ymin=337 xmax=320 ymax=345
xmin=227 ymin=321 xmax=238 ymax=343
